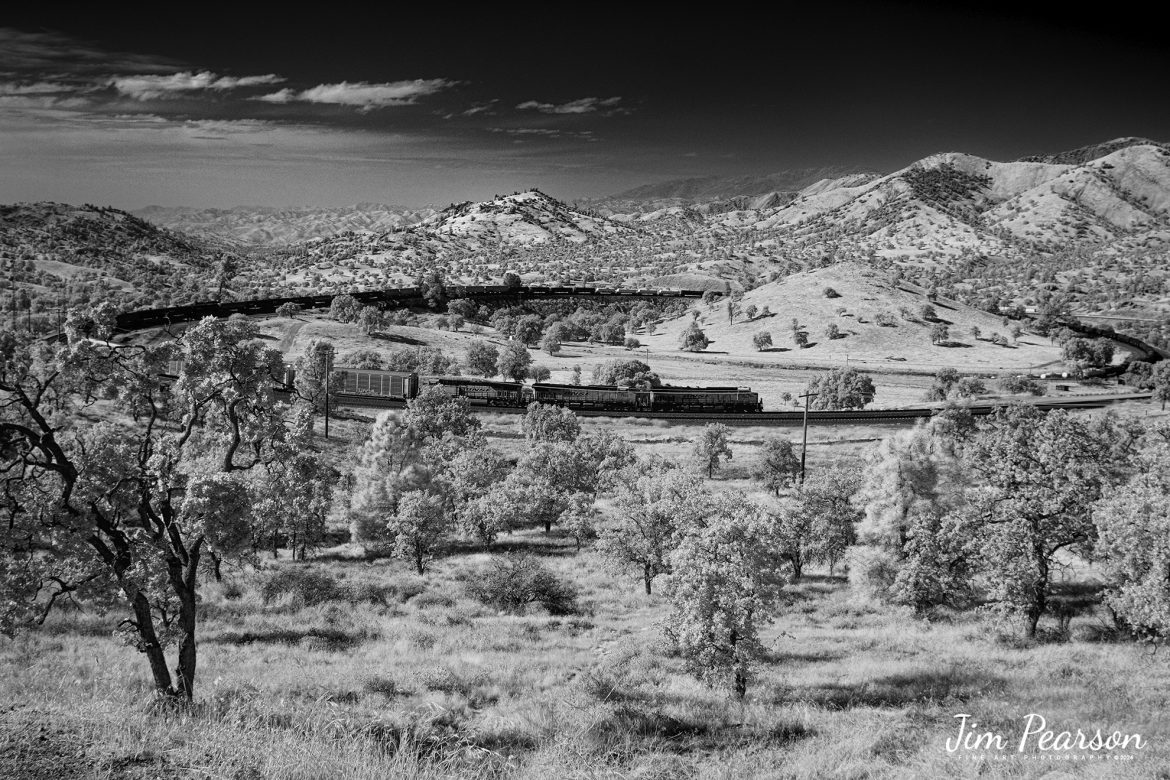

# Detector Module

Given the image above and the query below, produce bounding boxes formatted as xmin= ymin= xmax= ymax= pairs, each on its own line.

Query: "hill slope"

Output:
xmin=136 ymin=203 xmax=435 ymax=245
xmin=643 ymin=263 xmax=1074 ymax=375
xmin=0 ymin=202 xmax=237 ymax=309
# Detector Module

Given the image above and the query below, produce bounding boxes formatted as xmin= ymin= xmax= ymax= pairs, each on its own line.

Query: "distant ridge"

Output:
xmin=135 ymin=203 xmax=435 ymax=245
xmin=605 ymin=167 xmax=878 ymax=203
xmin=1017 ymin=136 xmax=1169 ymax=166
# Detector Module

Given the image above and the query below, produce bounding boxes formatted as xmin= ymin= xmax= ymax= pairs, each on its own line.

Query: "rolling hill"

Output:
xmin=642 ymin=262 xmax=1076 ymax=374
xmin=135 ymin=203 xmax=435 ymax=245
xmin=0 ymin=202 xmax=237 ymax=309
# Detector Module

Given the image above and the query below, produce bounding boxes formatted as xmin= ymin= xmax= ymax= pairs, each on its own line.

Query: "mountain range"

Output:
xmin=135 ymin=203 xmax=436 ymax=245
xmin=4 ymin=138 xmax=1168 ymax=341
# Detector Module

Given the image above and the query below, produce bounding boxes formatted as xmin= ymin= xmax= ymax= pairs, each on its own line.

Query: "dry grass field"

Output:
xmin=3 ymin=528 xmax=1167 ymax=780
xmin=4 ymin=407 xmax=1170 ymax=780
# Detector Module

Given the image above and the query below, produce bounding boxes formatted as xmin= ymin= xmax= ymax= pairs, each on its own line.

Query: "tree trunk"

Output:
xmin=272 ymin=532 xmax=279 ymax=560
xmin=729 ymin=627 xmax=747 ymax=699
xmin=207 ymin=550 xmax=222 ymax=582
xmin=644 ymin=564 xmax=653 ymax=595
xmin=131 ymin=592 xmax=175 ymax=697
xmin=414 ymin=545 xmax=425 ymax=575
xmin=544 ymin=520 xmax=552 ymax=533
xmin=1026 ymin=545 xmax=1049 ymax=638
xmin=173 ymin=551 xmax=201 ymax=700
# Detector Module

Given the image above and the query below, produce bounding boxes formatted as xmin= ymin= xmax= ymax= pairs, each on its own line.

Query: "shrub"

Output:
xmin=362 ymin=674 xmax=401 ymax=697
xmin=386 ymin=575 xmax=427 ymax=602
xmin=847 ymin=547 xmax=900 ymax=602
xmin=221 ymin=580 xmax=245 ymax=600
xmin=468 ymin=554 xmax=578 ymax=615
xmin=412 ymin=591 xmax=457 ymax=610
xmin=997 ymin=375 xmax=1046 ymax=396
xmin=823 ymin=287 xmax=841 ymax=298
xmin=260 ymin=569 xmax=340 ymax=607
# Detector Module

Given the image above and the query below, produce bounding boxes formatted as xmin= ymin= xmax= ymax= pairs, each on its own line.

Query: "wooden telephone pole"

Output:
xmin=323 ymin=350 xmax=333 ymax=439
xmin=798 ymin=391 xmax=819 ymax=486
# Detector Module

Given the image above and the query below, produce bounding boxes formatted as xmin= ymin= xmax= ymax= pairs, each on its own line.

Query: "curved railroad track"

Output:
xmin=322 ymin=390 xmax=1153 ymax=426
xmin=127 ymin=283 xmax=1163 ymax=425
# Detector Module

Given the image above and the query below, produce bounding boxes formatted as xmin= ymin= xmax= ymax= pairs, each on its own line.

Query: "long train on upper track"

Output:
xmin=114 ymin=283 xmax=706 ymax=332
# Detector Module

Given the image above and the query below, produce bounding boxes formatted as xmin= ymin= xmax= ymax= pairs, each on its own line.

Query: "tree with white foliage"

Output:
xmin=773 ymin=466 xmax=861 ymax=579
xmin=521 ymin=402 xmax=580 ymax=442
xmin=1093 ymin=434 xmax=1170 ymax=639
xmin=967 ymin=406 xmax=1141 ymax=636
xmin=597 ymin=459 xmax=708 ymax=594
xmin=664 ymin=492 xmax=786 ymax=698
xmin=693 ymin=422 xmax=733 ymax=478
xmin=388 ymin=490 xmax=448 ymax=574
xmin=752 ymin=438 xmax=800 ymax=496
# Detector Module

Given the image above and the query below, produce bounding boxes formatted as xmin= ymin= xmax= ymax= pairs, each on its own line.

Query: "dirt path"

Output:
xmin=278 ymin=319 xmax=305 ymax=353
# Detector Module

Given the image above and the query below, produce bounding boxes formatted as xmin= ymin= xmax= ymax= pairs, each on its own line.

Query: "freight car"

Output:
xmin=336 ymin=368 xmax=419 ymax=400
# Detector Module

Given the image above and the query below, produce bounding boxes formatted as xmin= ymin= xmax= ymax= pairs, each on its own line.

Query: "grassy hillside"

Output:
xmin=645 ymin=263 xmax=1079 ymax=375
xmin=4 ymin=522 xmax=1166 ymax=779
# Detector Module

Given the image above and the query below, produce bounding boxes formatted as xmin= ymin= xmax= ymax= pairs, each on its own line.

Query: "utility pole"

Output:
xmin=798 ymin=391 xmax=819 ymax=487
xmin=323 ymin=349 xmax=333 ymax=439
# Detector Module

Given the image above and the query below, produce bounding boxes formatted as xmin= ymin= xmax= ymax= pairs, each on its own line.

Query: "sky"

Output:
xmin=1 ymin=3 xmax=1168 ymax=209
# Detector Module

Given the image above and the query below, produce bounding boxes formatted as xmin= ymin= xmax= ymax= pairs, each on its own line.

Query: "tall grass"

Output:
xmin=2 ymin=530 xmax=1168 ymax=779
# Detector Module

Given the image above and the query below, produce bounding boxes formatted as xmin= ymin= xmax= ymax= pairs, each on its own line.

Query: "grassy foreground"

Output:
xmin=2 ymin=529 xmax=1168 ymax=780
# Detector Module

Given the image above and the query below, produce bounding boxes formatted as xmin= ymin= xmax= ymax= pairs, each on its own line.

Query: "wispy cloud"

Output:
xmin=256 ymin=79 xmax=456 ymax=110
xmin=111 ymin=71 xmax=284 ymax=100
xmin=488 ymin=127 xmax=597 ymax=141
xmin=0 ymin=28 xmax=180 ymax=75
xmin=516 ymin=96 xmax=623 ymax=114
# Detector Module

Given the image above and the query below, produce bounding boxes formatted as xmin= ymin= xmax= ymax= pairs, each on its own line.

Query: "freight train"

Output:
xmin=114 ymin=283 xmax=707 ymax=332
xmin=336 ymin=368 xmax=763 ymax=413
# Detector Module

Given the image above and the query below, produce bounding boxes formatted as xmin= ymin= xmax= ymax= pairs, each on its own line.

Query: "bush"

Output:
xmin=412 ymin=591 xmax=456 ymax=610
xmin=847 ymin=547 xmax=900 ymax=602
xmin=468 ymin=554 xmax=578 ymax=615
xmin=260 ymin=569 xmax=404 ymax=608
xmin=997 ymin=375 xmax=1046 ymax=396
xmin=260 ymin=569 xmax=341 ymax=607
xmin=362 ymin=674 xmax=401 ymax=697
xmin=386 ymin=575 xmax=427 ymax=603
xmin=823 ymin=287 xmax=841 ymax=298
xmin=221 ymin=580 xmax=245 ymax=600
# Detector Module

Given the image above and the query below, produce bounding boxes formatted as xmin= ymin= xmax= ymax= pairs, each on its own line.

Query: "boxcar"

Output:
xmin=336 ymin=369 xmax=418 ymax=399
xmin=424 ymin=376 xmax=529 ymax=407
xmin=532 ymin=383 xmax=650 ymax=411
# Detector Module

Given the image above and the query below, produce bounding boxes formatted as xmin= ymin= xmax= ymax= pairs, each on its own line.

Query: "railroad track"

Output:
xmin=324 ymin=391 xmax=1152 ymax=426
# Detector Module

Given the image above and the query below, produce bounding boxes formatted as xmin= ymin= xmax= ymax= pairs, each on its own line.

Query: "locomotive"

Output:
xmin=333 ymin=368 xmax=763 ymax=414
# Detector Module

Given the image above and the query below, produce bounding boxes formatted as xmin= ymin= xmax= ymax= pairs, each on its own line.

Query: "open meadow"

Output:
xmin=4 ymin=525 xmax=1168 ymax=779
xmin=4 ymin=400 xmax=1170 ymax=780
